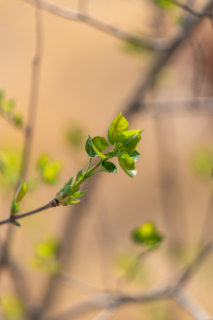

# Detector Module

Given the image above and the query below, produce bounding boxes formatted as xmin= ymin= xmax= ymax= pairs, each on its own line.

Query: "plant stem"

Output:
xmin=0 ymin=200 xmax=58 ymax=226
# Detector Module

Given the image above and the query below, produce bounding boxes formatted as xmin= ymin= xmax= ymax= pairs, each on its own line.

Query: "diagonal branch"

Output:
xmin=171 ymin=287 xmax=213 ymax=320
xmin=22 ymin=0 xmax=171 ymax=51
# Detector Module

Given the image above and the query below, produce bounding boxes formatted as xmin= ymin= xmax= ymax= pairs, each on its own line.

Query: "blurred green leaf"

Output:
xmin=11 ymin=199 xmax=20 ymax=216
xmin=42 ymin=161 xmax=62 ymax=183
xmin=12 ymin=220 xmax=21 ymax=227
xmin=108 ymin=113 xmax=129 ymax=145
xmin=1 ymin=295 xmax=25 ymax=320
xmin=191 ymin=147 xmax=213 ymax=179
xmin=118 ymin=150 xmax=137 ymax=178
xmin=72 ymin=190 xmax=87 ymax=197
xmin=131 ymin=222 xmax=163 ymax=248
xmin=85 ymin=135 xmax=98 ymax=158
xmin=154 ymin=0 xmax=174 ymax=10
xmin=15 ymin=182 xmax=28 ymax=202
xmin=37 ymin=154 xmax=62 ymax=184
xmin=65 ymin=123 xmax=84 ymax=148
xmin=12 ymin=113 xmax=23 ymax=128
xmin=101 ymin=161 xmax=117 ymax=173
xmin=92 ymin=136 xmax=109 ymax=159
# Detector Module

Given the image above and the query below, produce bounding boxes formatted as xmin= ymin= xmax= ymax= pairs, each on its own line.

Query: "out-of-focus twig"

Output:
xmin=169 ymin=0 xmax=213 ymax=19
xmin=172 ymin=287 xmax=213 ymax=320
xmin=22 ymin=0 xmax=171 ymax=51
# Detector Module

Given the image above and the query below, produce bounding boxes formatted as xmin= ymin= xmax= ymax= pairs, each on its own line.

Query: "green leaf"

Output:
xmin=11 ymin=199 xmax=20 ymax=215
xmin=154 ymin=0 xmax=174 ymax=10
xmin=61 ymin=197 xmax=80 ymax=205
xmin=92 ymin=136 xmax=109 ymax=159
xmin=129 ymin=150 xmax=140 ymax=162
xmin=13 ymin=112 xmax=23 ymax=128
xmin=85 ymin=136 xmax=97 ymax=158
xmin=37 ymin=154 xmax=51 ymax=171
xmin=4 ymin=99 xmax=15 ymax=113
xmin=63 ymin=185 xmax=74 ymax=196
xmin=76 ymin=168 xmax=84 ymax=182
xmin=67 ymin=176 xmax=73 ymax=185
xmin=12 ymin=220 xmax=21 ymax=227
xmin=72 ymin=190 xmax=87 ymax=197
xmin=121 ymin=130 xmax=142 ymax=152
xmin=191 ymin=147 xmax=213 ymax=179
xmin=108 ymin=112 xmax=129 ymax=145
xmin=15 ymin=182 xmax=28 ymax=202
xmin=131 ymin=222 xmax=163 ymax=248
xmin=36 ymin=239 xmax=59 ymax=260
xmin=42 ymin=161 xmax=62 ymax=183
xmin=118 ymin=150 xmax=137 ymax=178
xmin=101 ymin=161 xmax=117 ymax=173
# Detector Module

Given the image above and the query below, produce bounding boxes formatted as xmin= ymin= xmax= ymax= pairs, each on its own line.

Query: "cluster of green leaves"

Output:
xmin=30 ymin=238 xmax=61 ymax=275
xmin=131 ymin=222 xmax=163 ymax=249
xmin=37 ymin=154 xmax=63 ymax=184
xmin=0 ymin=89 xmax=23 ymax=128
xmin=56 ymin=113 xmax=142 ymax=205
xmin=11 ymin=182 xmax=28 ymax=226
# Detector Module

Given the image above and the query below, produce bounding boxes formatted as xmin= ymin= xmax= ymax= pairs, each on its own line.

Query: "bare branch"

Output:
xmin=22 ymin=0 xmax=171 ymax=51
xmin=171 ymin=287 xmax=213 ymax=320
xmin=169 ymin=0 xmax=213 ymax=19
xmin=0 ymin=199 xmax=58 ymax=226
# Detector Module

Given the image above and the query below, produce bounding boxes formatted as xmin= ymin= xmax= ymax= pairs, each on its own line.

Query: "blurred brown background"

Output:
xmin=0 ymin=0 xmax=213 ymax=319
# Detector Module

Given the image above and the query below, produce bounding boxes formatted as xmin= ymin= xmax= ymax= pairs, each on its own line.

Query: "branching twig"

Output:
xmin=169 ymin=0 xmax=213 ymax=19
xmin=22 ymin=0 xmax=171 ymax=51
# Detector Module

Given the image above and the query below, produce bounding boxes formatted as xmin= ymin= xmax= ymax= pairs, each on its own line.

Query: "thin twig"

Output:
xmin=22 ymin=0 xmax=171 ymax=51
xmin=171 ymin=287 xmax=213 ymax=320
xmin=0 ymin=199 xmax=58 ymax=226
xmin=169 ymin=0 xmax=213 ymax=19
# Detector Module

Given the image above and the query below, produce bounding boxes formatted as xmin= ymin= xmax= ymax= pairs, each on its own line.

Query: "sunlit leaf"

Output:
xmin=108 ymin=113 xmax=129 ymax=145
xmin=118 ymin=150 xmax=137 ymax=178
xmin=121 ymin=130 xmax=142 ymax=152
xmin=15 ymin=182 xmax=28 ymax=202
xmin=92 ymin=136 xmax=109 ymax=159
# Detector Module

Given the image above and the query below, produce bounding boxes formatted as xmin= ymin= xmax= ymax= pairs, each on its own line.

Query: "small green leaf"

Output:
xmin=92 ymin=136 xmax=109 ymax=159
xmin=63 ymin=185 xmax=74 ymax=196
xmin=15 ymin=182 xmax=28 ymax=202
xmin=108 ymin=113 xmax=129 ymax=145
xmin=13 ymin=113 xmax=23 ymax=128
xmin=42 ymin=161 xmax=62 ymax=183
xmin=85 ymin=136 xmax=97 ymax=158
xmin=61 ymin=197 xmax=80 ymax=205
xmin=118 ymin=150 xmax=137 ymax=178
xmin=37 ymin=154 xmax=51 ymax=171
xmin=12 ymin=220 xmax=21 ymax=227
xmin=131 ymin=222 xmax=163 ymax=248
xmin=154 ymin=0 xmax=174 ymax=10
xmin=129 ymin=150 xmax=141 ymax=162
xmin=121 ymin=130 xmax=142 ymax=152
xmin=67 ymin=176 xmax=73 ymax=185
xmin=59 ymin=183 xmax=66 ymax=193
xmin=101 ymin=161 xmax=117 ymax=173
xmin=36 ymin=239 xmax=59 ymax=260
xmin=11 ymin=199 xmax=20 ymax=215
xmin=72 ymin=190 xmax=87 ymax=197
xmin=4 ymin=99 xmax=15 ymax=113
xmin=76 ymin=168 xmax=84 ymax=182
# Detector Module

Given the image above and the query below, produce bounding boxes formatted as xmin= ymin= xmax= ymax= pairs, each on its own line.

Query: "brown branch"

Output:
xmin=22 ymin=0 xmax=171 ymax=51
xmin=171 ymin=287 xmax=213 ymax=320
xmin=169 ymin=0 xmax=213 ymax=19
xmin=0 ymin=199 xmax=58 ymax=226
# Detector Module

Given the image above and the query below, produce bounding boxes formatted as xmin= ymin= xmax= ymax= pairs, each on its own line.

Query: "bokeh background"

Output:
xmin=0 ymin=0 xmax=213 ymax=319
